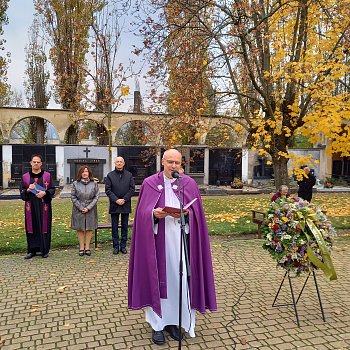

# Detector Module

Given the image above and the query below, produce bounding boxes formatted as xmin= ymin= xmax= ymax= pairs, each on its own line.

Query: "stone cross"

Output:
xmin=83 ymin=147 xmax=90 ymax=158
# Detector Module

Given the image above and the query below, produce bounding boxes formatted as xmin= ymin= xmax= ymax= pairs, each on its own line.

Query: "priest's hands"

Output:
xmin=28 ymin=183 xmax=36 ymax=191
xmin=116 ymin=199 xmax=125 ymax=205
xmin=154 ymin=207 xmax=168 ymax=219
xmin=169 ymin=209 xmax=189 ymax=219
xmin=82 ymin=208 xmax=89 ymax=213
xmin=153 ymin=207 xmax=189 ymax=219
xmin=36 ymin=190 xmax=46 ymax=199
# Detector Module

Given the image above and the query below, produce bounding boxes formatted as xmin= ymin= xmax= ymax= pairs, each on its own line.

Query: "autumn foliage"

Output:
xmin=136 ymin=0 xmax=350 ymax=188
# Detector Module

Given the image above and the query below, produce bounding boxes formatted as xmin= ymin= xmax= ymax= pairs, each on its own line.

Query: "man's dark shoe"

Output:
xmin=113 ymin=248 xmax=119 ymax=255
xmin=24 ymin=252 xmax=35 ymax=260
xmin=152 ymin=330 xmax=165 ymax=345
xmin=164 ymin=325 xmax=182 ymax=341
xmin=120 ymin=247 xmax=127 ymax=254
xmin=42 ymin=253 xmax=49 ymax=258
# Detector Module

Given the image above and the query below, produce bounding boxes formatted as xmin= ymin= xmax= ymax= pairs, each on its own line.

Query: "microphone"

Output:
xmin=171 ymin=171 xmax=182 ymax=179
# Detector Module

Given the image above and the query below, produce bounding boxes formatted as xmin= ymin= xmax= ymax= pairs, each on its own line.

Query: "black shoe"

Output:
xmin=42 ymin=253 xmax=49 ymax=258
xmin=120 ymin=247 xmax=127 ymax=254
xmin=152 ymin=330 xmax=165 ymax=345
xmin=24 ymin=252 xmax=35 ymax=260
xmin=79 ymin=250 xmax=85 ymax=256
xmin=113 ymin=248 xmax=119 ymax=255
xmin=164 ymin=325 xmax=182 ymax=341
xmin=84 ymin=249 xmax=91 ymax=256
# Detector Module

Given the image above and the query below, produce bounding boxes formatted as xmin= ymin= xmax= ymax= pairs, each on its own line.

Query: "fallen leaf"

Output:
xmin=239 ymin=338 xmax=248 ymax=345
xmin=50 ymin=274 xmax=57 ymax=277
xmin=0 ymin=339 xmax=5 ymax=345
xmin=31 ymin=308 xmax=38 ymax=312
xmin=64 ymin=323 xmax=70 ymax=327
xmin=334 ymin=309 xmax=341 ymax=315
xmin=57 ymin=286 xmax=67 ymax=293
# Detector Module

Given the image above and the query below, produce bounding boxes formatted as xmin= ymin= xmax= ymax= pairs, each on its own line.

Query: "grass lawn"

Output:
xmin=0 ymin=192 xmax=349 ymax=254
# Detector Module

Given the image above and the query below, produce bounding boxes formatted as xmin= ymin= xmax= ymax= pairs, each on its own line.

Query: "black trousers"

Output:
xmin=111 ymin=213 xmax=129 ymax=249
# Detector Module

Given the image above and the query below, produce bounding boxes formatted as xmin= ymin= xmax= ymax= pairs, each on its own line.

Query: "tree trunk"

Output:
xmin=36 ymin=118 xmax=45 ymax=143
xmin=272 ymin=156 xmax=290 ymax=190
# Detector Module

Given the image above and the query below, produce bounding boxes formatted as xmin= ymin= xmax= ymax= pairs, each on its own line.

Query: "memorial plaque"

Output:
xmin=68 ymin=158 xmax=106 ymax=182
xmin=189 ymin=148 xmax=204 ymax=173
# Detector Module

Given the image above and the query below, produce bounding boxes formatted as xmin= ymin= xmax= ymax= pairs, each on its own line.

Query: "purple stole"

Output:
xmin=22 ymin=171 xmax=51 ymax=234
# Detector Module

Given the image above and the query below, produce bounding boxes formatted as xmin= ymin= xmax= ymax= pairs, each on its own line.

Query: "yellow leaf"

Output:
xmin=57 ymin=286 xmax=67 ymax=293
xmin=121 ymin=85 xmax=129 ymax=96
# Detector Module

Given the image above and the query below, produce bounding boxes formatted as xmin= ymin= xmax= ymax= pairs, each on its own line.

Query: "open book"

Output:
xmin=30 ymin=183 xmax=46 ymax=195
xmin=163 ymin=197 xmax=198 ymax=214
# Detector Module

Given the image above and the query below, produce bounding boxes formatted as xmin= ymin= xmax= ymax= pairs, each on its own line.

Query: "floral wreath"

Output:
xmin=262 ymin=196 xmax=337 ymax=280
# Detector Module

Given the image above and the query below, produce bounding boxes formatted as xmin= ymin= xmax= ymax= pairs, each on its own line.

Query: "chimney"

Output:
xmin=133 ymin=79 xmax=141 ymax=113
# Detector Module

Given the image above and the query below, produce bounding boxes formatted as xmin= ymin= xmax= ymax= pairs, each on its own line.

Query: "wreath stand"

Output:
xmin=272 ymin=270 xmax=326 ymax=327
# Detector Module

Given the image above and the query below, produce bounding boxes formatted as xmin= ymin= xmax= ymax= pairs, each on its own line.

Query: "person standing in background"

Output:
xmin=105 ymin=156 xmax=135 ymax=255
xmin=297 ymin=166 xmax=316 ymax=202
xmin=20 ymin=154 xmax=55 ymax=259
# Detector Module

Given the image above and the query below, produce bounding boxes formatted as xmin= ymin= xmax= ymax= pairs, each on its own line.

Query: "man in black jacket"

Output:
xmin=297 ymin=166 xmax=316 ymax=202
xmin=105 ymin=156 xmax=135 ymax=254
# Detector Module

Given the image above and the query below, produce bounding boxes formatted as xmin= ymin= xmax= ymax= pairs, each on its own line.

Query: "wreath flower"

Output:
xmin=262 ymin=196 xmax=337 ymax=279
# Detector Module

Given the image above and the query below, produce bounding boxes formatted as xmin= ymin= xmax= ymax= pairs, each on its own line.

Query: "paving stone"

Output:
xmin=1 ymin=237 xmax=350 ymax=349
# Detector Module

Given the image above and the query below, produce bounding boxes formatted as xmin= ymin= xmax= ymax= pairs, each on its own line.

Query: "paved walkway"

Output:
xmin=0 ymin=237 xmax=349 ymax=350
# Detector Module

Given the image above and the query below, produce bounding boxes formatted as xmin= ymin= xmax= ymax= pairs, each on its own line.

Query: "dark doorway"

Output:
xmin=209 ymin=148 xmax=242 ymax=185
xmin=332 ymin=156 xmax=350 ymax=184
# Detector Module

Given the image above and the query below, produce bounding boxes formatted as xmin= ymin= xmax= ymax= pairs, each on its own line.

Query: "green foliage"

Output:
xmin=291 ymin=133 xmax=313 ymax=148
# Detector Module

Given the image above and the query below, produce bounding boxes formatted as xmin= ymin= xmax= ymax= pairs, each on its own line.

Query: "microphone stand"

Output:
xmin=175 ymin=175 xmax=190 ymax=350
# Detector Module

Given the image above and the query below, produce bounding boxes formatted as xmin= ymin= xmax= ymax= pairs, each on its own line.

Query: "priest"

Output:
xmin=128 ymin=149 xmax=217 ymax=345
xmin=20 ymin=154 xmax=55 ymax=259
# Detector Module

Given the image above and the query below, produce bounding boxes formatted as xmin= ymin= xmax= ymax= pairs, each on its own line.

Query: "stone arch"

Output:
xmin=115 ymin=120 xmax=155 ymax=145
xmin=64 ymin=119 xmax=108 ymax=145
xmin=161 ymin=120 xmax=199 ymax=145
xmin=205 ymin=124 xmax=242 ymax=148
xmin=9 ymin=116 xmax=59 ymax=144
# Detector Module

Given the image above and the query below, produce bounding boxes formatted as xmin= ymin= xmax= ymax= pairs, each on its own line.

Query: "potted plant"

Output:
xmin=230 ymin=177 xmax=243 ymax=189
xmin=324 ymin=177 xmax=334 ymax=188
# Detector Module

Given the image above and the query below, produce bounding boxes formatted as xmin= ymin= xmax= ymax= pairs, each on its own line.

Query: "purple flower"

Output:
xmin=275 ymin=210 xmax=281 ymax=215
xmin=276 ymin=244 xmax=283 ymax=253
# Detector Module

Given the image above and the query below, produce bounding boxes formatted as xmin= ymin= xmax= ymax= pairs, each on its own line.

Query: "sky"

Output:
xmin=4 ymin=0 xmax=147 ymax=111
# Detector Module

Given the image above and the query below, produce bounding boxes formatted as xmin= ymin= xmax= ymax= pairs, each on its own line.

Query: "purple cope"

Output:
xmin=128 ymin=171 xmax=217 ymax=317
